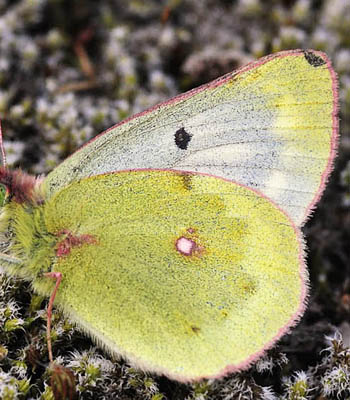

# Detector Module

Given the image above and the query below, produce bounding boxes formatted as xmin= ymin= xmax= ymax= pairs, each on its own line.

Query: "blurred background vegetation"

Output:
xmin=0 ymin=0 xmax=349 ymax=399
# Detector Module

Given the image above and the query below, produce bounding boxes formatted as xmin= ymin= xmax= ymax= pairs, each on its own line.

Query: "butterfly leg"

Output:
xmin=43 ymin=271 xmax=62 ymax=364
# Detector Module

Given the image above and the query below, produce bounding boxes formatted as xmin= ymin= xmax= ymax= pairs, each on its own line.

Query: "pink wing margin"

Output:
xmin=299 ymin=51 xmax=339 ymax=225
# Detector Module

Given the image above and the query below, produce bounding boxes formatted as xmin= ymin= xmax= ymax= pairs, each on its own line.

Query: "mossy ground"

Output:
xmin=0 ymin=1 xmax=349 ymax=399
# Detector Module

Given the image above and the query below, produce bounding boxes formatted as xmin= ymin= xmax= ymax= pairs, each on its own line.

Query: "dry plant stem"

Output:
xmin=75 ymin=28 xmax=95 ymax=80
xmin=43 ymin=271 xmax=63 ymax=364
xmin=57 ymin=28 xmax=97 ymax=94
xmin=56 ymin=80 xmax=98 ymax=94
xmin=161 ymin=5 xmax=171 ymax=24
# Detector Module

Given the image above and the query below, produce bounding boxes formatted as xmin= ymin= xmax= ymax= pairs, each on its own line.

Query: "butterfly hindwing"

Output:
xmin=23 ymin=170 xmax=307 ymax=381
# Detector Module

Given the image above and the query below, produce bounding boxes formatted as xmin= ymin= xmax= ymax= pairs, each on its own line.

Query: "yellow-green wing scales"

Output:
xmin=21 ymin=170 xmax=306 ymax=381
xmin=45 ymin=50 xmax=337 ymax=227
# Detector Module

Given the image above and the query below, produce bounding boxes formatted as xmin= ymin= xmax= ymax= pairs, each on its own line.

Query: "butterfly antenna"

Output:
xmin=0 ymin=120 xmax=7 ymax=167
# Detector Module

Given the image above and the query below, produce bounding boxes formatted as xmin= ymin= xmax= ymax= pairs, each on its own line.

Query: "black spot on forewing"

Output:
xmin=304 ymin=51 xmax=326 ymax=67
xmin=175 ymin=127 xmax=192 ymax=150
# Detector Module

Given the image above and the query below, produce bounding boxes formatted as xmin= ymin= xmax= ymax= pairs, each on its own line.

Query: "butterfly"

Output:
xmin=0 ymin=49 xmax=338 ymax=382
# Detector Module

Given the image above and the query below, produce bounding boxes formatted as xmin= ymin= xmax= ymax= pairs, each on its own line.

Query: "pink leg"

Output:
xmin=43 ymin=271 xmax=62 ymax=364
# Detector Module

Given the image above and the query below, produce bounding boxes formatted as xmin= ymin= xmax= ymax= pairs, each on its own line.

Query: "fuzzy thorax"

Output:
xmin=0 ymin=168 xmax=54 ymax=282
xmin=0 ymin=169 xmax=96 ymax=291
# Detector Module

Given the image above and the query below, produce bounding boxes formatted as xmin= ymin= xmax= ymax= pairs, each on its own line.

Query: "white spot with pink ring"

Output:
xmin=176 ymin=236 xmax=196 ymax=256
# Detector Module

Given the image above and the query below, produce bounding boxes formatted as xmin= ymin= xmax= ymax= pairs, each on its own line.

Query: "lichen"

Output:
xmin=0 ymin=0 xmax=348 ymax=398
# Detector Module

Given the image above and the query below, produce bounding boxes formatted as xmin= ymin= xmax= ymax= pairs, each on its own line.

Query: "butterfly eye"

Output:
xmin=0 ymin=184 xmax=7 ymax=207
